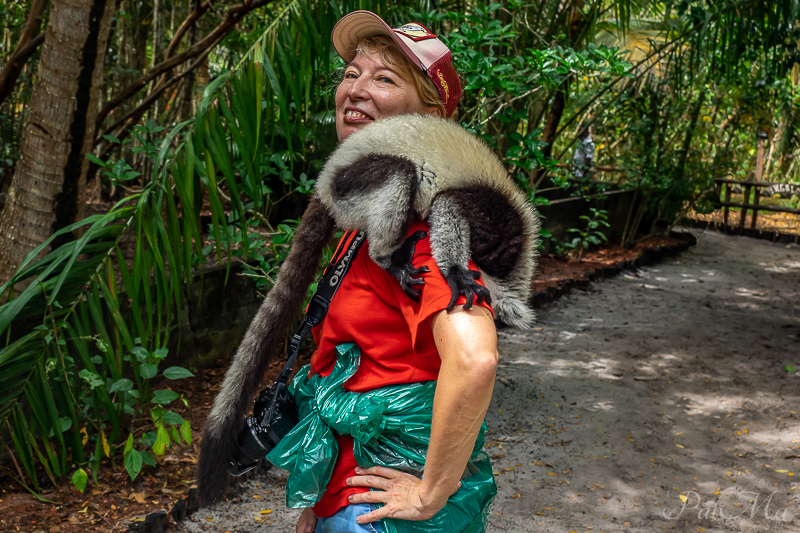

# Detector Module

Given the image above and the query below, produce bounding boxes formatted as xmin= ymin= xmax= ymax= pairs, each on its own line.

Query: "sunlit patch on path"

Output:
xmin=488 ymin=229 xmax=800 ymax=532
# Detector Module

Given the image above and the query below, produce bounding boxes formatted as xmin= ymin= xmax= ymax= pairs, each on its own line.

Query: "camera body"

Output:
xmin=225 ymin=231 xmax=366 ymax=478
xmin=227 ymin=382 xmax=299 ymax=476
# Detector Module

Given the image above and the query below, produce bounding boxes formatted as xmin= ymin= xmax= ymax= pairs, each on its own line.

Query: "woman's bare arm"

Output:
xmin=418 ymin=304 xmax=498 ymax=508
xmin=347 ymin=304 xmax=498 ymax=523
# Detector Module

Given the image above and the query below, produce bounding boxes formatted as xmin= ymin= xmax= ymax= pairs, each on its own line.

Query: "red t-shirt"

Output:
xmin=308 ymin=219 xmax=492 ymax=517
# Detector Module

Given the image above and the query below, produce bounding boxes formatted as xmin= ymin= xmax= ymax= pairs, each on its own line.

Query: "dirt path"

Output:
xmin=178 ymin=229 xmax=800 ymax=533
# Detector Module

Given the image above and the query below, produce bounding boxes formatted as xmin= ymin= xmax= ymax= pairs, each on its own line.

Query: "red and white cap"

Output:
xmin=331 ymin=10 xmax=462 ymax=118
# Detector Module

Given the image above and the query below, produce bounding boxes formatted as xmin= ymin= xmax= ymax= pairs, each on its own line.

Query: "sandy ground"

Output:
xmin=178 ymin=228 xmax=800 ymax=533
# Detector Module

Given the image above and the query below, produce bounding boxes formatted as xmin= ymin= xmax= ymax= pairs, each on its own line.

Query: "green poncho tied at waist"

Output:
xmin=266 ymin=343 xmax=497 ymax=533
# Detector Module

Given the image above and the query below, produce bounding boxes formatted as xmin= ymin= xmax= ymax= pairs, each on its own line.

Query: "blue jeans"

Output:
xmin=314 ymin=503 xmax=384 ymax=533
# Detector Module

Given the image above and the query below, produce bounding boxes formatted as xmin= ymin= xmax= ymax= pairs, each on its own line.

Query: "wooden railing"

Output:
xmin=715 ymin=177 xmax=800 ymax=231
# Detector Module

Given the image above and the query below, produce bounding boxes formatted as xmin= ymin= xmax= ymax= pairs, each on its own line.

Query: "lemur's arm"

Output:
xmin=380 ymin=191 xmax=491 ymax=310
xmin=426 ymin=192 xmax=491 ymax=311
xmin=384 ymin=230 xmax=430 ymax=301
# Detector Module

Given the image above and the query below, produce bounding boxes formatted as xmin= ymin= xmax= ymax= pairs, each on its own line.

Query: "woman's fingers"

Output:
xmin=348 ymin=489 xmax=388 ymax=504
xmin=345 ymin=465 xmax=438 ymax=524
xmin=346 ymin=473 xmax=393 ymax=491
xmin=345 ymin=465 xmax=404 ymax=490
xmin=355 ymin=505 xmax=391 ymax=525
xmin=355 ymin=465 xmax=402 ymax=478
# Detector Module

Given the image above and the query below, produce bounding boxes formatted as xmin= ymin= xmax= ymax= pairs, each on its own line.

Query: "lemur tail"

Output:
xmin=196 ymin=197 xmax=335 ymax=506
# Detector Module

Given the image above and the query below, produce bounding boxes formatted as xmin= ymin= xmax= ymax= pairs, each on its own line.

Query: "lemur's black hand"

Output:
xmin=444 ymin=266 xmax=492 ymax=312
xmin=387 ymin=230 xmax=430 ymax=302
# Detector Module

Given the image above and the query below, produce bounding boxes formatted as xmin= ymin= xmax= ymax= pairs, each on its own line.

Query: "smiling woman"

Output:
xmin=289 ymin=11 xmax=499 ymax=533
xmin=335 ymin=36 xmax=445 ymax=141
xmin=195 ymin=9 xmax=505 ymax=533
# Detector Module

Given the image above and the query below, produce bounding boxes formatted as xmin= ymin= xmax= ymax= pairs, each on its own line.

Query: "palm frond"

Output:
xmin=0 ymin=0 xmax=408 ymax=493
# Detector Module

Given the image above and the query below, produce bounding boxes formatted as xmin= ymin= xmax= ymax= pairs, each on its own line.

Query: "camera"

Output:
xmin=227 ymin=382 xmax=299 ymax=476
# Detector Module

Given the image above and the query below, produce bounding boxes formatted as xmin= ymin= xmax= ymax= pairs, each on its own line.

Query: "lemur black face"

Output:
xmin=335 ymin=52 xmax=433 ymax=142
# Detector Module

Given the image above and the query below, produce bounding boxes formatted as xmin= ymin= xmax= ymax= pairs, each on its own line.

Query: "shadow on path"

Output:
xmin=487 ymin=228 xmax=800 ymax=533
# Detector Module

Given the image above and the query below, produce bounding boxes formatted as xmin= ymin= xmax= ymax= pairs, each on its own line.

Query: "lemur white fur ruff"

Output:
xmin=197 ymin=114 xmax=539 ymax=505
xmin=316 ymin=114 xmax=540 ymax=329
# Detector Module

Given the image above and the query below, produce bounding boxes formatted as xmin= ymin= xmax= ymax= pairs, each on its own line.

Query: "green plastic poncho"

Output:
xmin=266 ymin=343 xmax=497 ymax=533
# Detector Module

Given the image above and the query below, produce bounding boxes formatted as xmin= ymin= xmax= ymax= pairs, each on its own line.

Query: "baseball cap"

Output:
xmin=331 ymin=10 xmax=462 ymax=118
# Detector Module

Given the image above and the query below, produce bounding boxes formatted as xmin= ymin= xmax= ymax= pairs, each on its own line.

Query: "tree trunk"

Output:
xmin=531 ymin=0 xmax=585 ymax=187
xmin=532 ymin=85 xmax=568 ymax=187
xmin=0 ymin=0 xmax=116 ymax=286
xmin=0 ymin=0 xmax=49 ymax=106
xmin=152 ymin=0 xmax=162 ymax=68
xmin=674 ymin=91 xmax=705 ymax=181
xmin=178 ymin=24 xmax=198 ymax=122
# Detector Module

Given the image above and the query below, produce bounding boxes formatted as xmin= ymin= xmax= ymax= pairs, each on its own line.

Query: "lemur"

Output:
xmin=197 ymin=114 xmax=540 ymax=505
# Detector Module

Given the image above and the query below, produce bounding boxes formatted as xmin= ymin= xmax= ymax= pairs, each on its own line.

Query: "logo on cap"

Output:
xmin=434 ymin=67 xmax=449 ymax=102
xmin=394 ymin=23 xmax=436 ymax=42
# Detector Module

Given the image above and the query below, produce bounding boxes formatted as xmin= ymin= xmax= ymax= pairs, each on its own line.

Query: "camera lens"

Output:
xmin=227 ymin=417 xmax=269 ymax=476
xmin=227 ymin=390 xmax=300 ymax=477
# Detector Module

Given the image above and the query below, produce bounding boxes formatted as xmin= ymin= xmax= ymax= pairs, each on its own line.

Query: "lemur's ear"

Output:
xmin=196 ymin=197 xmax=335 ymax=505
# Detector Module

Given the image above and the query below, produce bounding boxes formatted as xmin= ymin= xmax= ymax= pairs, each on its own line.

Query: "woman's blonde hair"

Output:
xmin=352 ymin=35 xmax=446 ymax=117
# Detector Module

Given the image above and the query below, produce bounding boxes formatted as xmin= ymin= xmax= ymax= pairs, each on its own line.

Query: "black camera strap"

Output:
xmin=274 ymin=229 xmax=366 ymax=390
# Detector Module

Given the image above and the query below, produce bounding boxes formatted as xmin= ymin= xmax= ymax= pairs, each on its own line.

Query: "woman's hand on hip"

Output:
xmin=346 ymin=465 xmax=459 ymax=524
xmin=296 ymin=507 xmax=318 ymax=533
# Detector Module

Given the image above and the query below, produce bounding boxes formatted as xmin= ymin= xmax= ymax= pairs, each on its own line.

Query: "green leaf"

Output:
xmin=78 ymin=369 xmax=104 ymax=389
xmin=150 ymin=405 xmax=165 ymax=424
xmin=786 ymin=365 xmax=797 ymax=373
xmin=179 ymin=420 xmax=192 ymax=445
xmin=152 ymin=426 xmax=170 ymax=456
xmin=72 ymin=468 xmax=88 ymax=493
xmin=162 ymin=411 xmax=184 ymax=426
xmin=124 ymin=449 xmax=143 ymax=481
xmin=84 ymin=153 xmax=105 ymax=166
xmin=163 ymin=366 xmax=194 ymax=380
xmin=109 ymin=378 xmax=134 ymax=393
xmin=153 ymin=347 xmax=169 ymax=360
xmin=124 ymin=433 xmax=134 ymax=455
xmin=140 ymin=450 xmax=156 ymax=467
xmin=59 ymin=417 xmax=72 ymax=433
xmin=131 ymin=347 xmax=148 ymax=363
xmin=151 ymin=389 xmax=179 ymax=405
xmin=139 ymin=364 xmax=158 ymax=380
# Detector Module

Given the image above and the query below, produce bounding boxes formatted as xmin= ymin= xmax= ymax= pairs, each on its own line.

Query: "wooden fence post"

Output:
xmin=723 ymin=182 xmax=731 ymax=228
xmin=751 ymin=131 xmax=768 ymax=231
xmin=756 ymin=136 xmax=766 ymax=182
xmin=739 ymin=184 xmax=751 ymax=232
